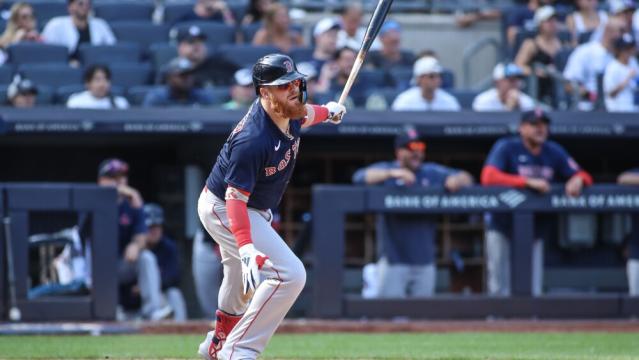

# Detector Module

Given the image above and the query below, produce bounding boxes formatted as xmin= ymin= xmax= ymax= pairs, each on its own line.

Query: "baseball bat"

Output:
xmin=3 ymin=215 xmax=21 ymax=321
xmin=338 ymin=0 xmax=394 ymax=106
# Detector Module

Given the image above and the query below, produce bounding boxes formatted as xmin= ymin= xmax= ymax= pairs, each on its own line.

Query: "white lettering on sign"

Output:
xmin=551 ymin=194 xmax=639 ymax=208
xmin=384 ymin=195 xmax=500 ymax=209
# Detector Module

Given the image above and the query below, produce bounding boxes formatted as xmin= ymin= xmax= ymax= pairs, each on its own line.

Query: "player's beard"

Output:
xmin=269 ymin=93 xmax=307 ymax=120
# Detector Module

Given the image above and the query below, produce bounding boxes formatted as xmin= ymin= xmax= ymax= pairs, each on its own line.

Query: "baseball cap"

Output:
xmin=234 ymin=68 xmax=253 ymax=86
xmin=98 ymin=158 xmax=129 ymax=178
xmin=175 ymin=25 xmax=207 ymax=43
xmin=614 ymin=33 xmax=636 ymax=50
xmin=313 ymin=18 xmax=340 ymax=37
xmin=394 ymin=125 xmax=425 ymax=150
xmin=609 ymin=0 xmax=636 ymax=14
xmin=7 ymin=76 xmax=38 ymax=99
xmin=143 ymin=203 xmax=165 ymax=227
xmin=163 ymin=57 xmax=195 ymax=76
xmin=379 ymin=20 xmax=401 ymax=36
xmin=296 ymin=61 xmax=318 ymax=80
xmin=521 ymin=108 xmax=551 ymax=124
xmin=413 ymin=56 xmax=443 ymax=78
xmin=533 ymin=5 xmax=556 ymax=26
xmin=493 ymin=62 xmax=525 ymax=80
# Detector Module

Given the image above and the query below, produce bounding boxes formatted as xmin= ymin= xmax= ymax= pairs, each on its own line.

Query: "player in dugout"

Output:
xmin=481 ymin=109 xmax=593 ymax=297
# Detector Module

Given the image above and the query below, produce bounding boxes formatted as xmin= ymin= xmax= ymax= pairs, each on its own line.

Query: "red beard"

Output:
xmin=269 ymin=93 xmax=307 ymax=119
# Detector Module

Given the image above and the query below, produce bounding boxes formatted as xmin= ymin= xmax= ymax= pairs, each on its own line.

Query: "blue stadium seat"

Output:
xmin=449 ymin=89 xmax=479 ymax=110
xmin=441 ymin=69 xmax=455 ymax=90
xmin=289 ymin=47 xmax=314 ymax=63
xmin=110 ymin=22 xmax=169 ymax=52
xmin=7 ymin=43 xmax=68 ymax=64
xmin=210 ymin=86 xmax=231 ymax=105
xmin=78 ymin=43 xmax=142 ymax=66
xmin=359 ymin=69 xmax=387 ymax=88
xmin=171 ymin=22 xmax=236 ymax=48
xmin=0 ymin=65 xmax=14 ymax=85
xmin=217 ymin=44 xmax=279 ymax=68
xmin=109 ymin=63 xmax=153 ymax=88
xmin=149 ymin=43 xmax=177 ymax=69
xmin=56 ymin=84 xmax=125 ymax=104
xmin=240 ymin=22 xmax=262 ymax=43
xmin=126 ymin=85 xmax=161 ymax=106
xmin=388 ymin=66 xmax=413 ymax=90
xmin=229 ymin=4 xmax=246 ymax=24
xmin=163 ymin=3 xmax=194 ymax=25
xmin=94 ymin=2 xmax=154 ymax=22
xmin=31 ymin=1 xmax=67 ymax=29
xmin=18 ymin=64 xmax=82 ymax=88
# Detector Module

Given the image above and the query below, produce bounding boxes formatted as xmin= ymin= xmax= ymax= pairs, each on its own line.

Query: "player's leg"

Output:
xmin=627 ymin=222 xmax=639 ymax=296
xmin=376 ymin=257 xmax=410 ymax=298
xmin=165 ymin=287 xmax=187 ymax=322
xmin=192 ymin=229 xmax=222 ymax=319
xmin=485 ymin=230 xmax=510 ymax=296
xmin=410 ymin=263 xmax=436 ymax=297
xmin=137 ymin=249 xmax=171 ymax=320
xmin=531 ymin=239 xmax=544 ymax=296
xmin=220 ymin=208 xmax=306 ymax=360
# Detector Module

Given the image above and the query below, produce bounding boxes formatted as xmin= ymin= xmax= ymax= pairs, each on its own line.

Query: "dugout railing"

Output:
xmin=311 ymin=185 xmax=639 ymax=319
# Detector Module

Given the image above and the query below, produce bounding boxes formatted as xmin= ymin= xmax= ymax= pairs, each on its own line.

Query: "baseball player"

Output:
xmin=618 ymin=168 xmax=639 ymax=296
xmin=196 ymin=53 xmax=346 ymax=360
xmin=481 ymin=109 xmax=593 ymax=296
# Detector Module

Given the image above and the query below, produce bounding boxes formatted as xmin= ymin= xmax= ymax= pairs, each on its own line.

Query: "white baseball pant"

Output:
xmin=376 ymin=257 xmax=435 ymax=298
xmin=628 ymin=259 xmax=639 ymax=296
xmin=485 ymin=230 xmax=544 ymax=296
xmin=197 ymin=189 xmax=306 ymax=360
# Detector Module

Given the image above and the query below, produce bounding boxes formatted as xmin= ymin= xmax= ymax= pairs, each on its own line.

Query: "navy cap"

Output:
xmin=521 ymin=108 xmax=551 ymax=124
xmin=394 ymin=125 xmax=423 ymax=149
xmin=98 ymin=158 xmax=129 ymax=178
xmin=7 ymin=75 xmax=38 ymax=99
xmin=614 ymin=33 xmax=636 ymax=50
xmin=163 ymin=57 xmax=195 ymax=76
xmin=175 ymin=25 xmax=207 ymax=43
xmin=143 ymin=203 xmax=164 ymax=227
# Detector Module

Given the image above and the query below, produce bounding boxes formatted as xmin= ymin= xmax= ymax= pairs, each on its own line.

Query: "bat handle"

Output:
xmin=338 ymin=53 xmax=366 ymax=106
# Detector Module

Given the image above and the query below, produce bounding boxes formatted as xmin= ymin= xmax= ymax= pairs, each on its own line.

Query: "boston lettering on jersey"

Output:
xmin=206 ymin=99 xmax=303 ymax=210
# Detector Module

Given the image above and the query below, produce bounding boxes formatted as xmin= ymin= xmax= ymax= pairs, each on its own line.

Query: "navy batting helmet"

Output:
xmin=143 ymin=203 xmax=164 ymax=227
xmin=252 ymin=53 xmax=307 ymax=103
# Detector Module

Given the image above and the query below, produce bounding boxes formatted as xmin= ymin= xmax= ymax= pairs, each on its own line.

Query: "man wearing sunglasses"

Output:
xmin=196 ymin=54 xmax=345 ymax=360
xmin=352 ymin=126 xmax=473 ymax=298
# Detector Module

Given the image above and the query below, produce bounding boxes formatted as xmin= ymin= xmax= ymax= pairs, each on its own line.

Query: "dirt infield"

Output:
xmin=141 ymin=319 xmax=639 ymax=334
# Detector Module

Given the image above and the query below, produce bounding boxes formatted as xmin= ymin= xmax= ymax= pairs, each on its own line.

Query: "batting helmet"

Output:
xmin=252 ymin=53 xmax=307 ymax=103
xmin=143 ymin=203 xmax=164 ymax=227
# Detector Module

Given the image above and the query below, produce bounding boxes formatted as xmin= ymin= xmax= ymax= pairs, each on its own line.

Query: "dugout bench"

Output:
xmin=0 ymin=183 xmax=117 ymax=321
xmin=311 ymin=185 xmax=639 ymax=319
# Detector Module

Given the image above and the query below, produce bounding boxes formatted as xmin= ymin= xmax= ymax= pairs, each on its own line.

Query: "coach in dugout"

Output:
xmin=618 ymin=168 xmax=639 ymax=296
xmin=481 ymin=109 xmax=593 ymax=296
xmin=352 ymin=126 xmax=473 ymax=298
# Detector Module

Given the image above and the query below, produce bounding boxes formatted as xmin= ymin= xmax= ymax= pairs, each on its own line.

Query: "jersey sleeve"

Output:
xmin=550 ymin=142 xmax=581 ymax=179
xmin=131 ymin=206 xmax=148 ymax=237
xmin=484 ymin=138 xmax=510 ymax=170
xmin=352 ymin=162 xmax=392 ymax=184
xmin=224 ymin=137 xmax=266 ymax=193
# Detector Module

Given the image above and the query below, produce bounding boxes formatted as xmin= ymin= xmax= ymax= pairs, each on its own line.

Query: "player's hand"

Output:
xmin=117 ymin=185 xmax=143 ymax=208
xmin=323 ymin=101 xmax=346 ymax=124
xmin=238 ymin=243 xmax=273 ymax=295
xmin=565 ymin=175 xmax=584 ymax=197
xmin=389 ymin=168 xmax=416 ymax=185
xmin=526 ymin=178 xmax=550 ymax=193
xmin=124 ymin=242 xmax=141 ymax=262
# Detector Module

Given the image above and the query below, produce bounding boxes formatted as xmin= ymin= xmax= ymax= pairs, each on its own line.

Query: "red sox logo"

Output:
xmin=265 ymin=138 xmax=300 ymax=176
xmin=283 ymin=60 xmax=293 ymax=73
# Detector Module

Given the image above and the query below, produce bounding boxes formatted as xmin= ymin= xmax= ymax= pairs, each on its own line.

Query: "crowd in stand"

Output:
xmin=0 ymin=0 xmax=637 ymax=112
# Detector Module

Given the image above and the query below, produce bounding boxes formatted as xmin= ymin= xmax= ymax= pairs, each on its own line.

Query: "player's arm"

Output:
xmin=302 ymin=102 xmax=347 ymax=128
xmin=444 ymin=170 xmax=473 ymax=192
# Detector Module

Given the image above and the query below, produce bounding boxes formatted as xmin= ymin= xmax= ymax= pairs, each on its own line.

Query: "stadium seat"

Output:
xmin=110 ymin=22 xmax=169 ymax=52
xmin=7 ymin=43 xmax=68 ymax=64
xmin=56 ymin=84 xmax=125 ymax=104
xmin=163 ymin=3 xmax=194 ymax=25
xmin=240 ymin=22 xmax=262 ymax=43
xmin=359 ymin=69 xmax=387 ymax=88
xmin=126 ymin=85 xmax=161 ymax=106
xmin=449 ymin=89 xmax=479 ymax=110
xmin=18 ymin=63 xmax=82 ymax=88
xmin=217 ymin=44 xmax=279 ymax=68
xmin=0 ymin=65 xmax=14 ymax=85
xmin=170 ymin=22 xmax=236 ymax=49
xmin=229 ymin=4 xmax=246 ymax=24
xmin=441 ymin=69 xmax=455 ymax=90
xmin=388 ymin=66 xmax=413 ymax=90
xmin=289 ymin=47 xmax=314 ymax=63
xmin=94 ymin=2 xmax=154 ymax=22
xmin=78 ymin=43 xmax=142 ymax=66
xmin=31 ymin=1 xmax=67 ymax=29
xmin=210 ymin=86 xmax=231 ymax=105
xmin=149 ymin=43 xmax=178 ymax=70
xmin=109 ymin=63 xmax=153 ymax=88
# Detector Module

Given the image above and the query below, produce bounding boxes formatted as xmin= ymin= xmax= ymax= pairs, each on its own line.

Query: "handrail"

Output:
xmin=462 ymin=37 xmax=501 ymax=89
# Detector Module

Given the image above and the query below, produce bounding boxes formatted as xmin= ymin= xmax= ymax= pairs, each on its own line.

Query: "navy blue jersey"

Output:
xmin=207 ymin=100 xmax=303 ymax=210
xmin=484 ymin=136 xmax=583 ymax=234
xmin=118 ymin=199 xmax=147 ymax=255
xmin=353 ymin=161 xmax=458 ymax=265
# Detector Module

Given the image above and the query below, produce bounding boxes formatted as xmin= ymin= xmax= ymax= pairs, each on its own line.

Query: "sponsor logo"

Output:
xmin=498 ymin=190 xmax=527 ymax=208
xmin=283 ymin=60 xmax=293 ymax=72
xmin=383 ymin=194 xmax=501 ymax=209
xmin=274 ymin=140 xmax=281 ymax=151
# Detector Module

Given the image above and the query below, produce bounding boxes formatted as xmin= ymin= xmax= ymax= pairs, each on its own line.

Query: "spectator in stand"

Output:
xmin=506 ymin=0 xmax=555 ymax=49
xmin=67 ymin=64 xmax=129 ymax=109
xmin=6 ymin=74 xmax=37 ymax=108
xmin=481 ymin=109 xmax=593 ymax=296
xmin=515 ymin=6 xmax=561 ymax=105
xmin=143 ymin=203 xmax=187 ymax=322
xmin=604 ymin=33 xmax=638 ymax=112
xmin=391 ymin=57 xmax=460 ymax=111
xmin=473 ymin=62 xmax=536 ymax=111
xmin=174 ymin=25 xmax=238 ymax=87
xmin=97 ymin=158 xmax=172 ymax=320
xmin=316 ymin=46 xmax=369 ymax=107
xmin=352 ymin=126 xmax=473 ymax=298
xmin=618 ymin=168 xmax=639 ymax=296
xmin=368 ymin=20 xmax=415 ymax=71
xmin=174 ymin=0 xmax=235 ymax=26
xmin=310 ymin=17 xmax=340 ymax=75
xmin=337 ymin=1 xmax=381 ymax=51
xmin=143 ymin=57 xmax=214 ymax=107
xmin=252 ymin=2 xmax=302 ymax=53
xmin=563 ymin=17 xmax=626 ymax=110
xmin=297 ymin=61 xmax=320 ymax=104
xmin=222 ymin=68 xmax=255 ymax=110
xmin=609 ymin=0 xmax=636 ymax=34
xmin=241 ymin=0 xmax=273 ymax=25
xmin=0 ymin=2 xmax=42 ymax=49
xmin=566 ymin=0 xmax=608 ymax=44
xmin=42 ymin=0 xmax=115 ymax=57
